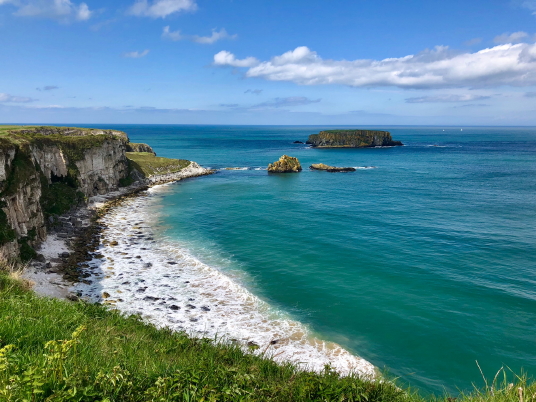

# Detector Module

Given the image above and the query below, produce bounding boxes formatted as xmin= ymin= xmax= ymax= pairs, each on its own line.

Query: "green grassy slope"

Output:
xmin=0 ymin=272 xmax=416 ymax=402
xmin=1 ymin=271 xmax=532 ymax=401
xmin=126 ymin=152 xmax=191 ymax=177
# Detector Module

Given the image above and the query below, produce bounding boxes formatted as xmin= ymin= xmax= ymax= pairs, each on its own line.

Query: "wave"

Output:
xmin=73 ymin=190 xmax=375 ymax=377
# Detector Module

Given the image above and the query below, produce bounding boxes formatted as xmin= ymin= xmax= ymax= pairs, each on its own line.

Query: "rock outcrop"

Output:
xmin=126 ymin=142 xmax=156 ymax=155
xmin=310 ymin=163 xmax=356 ymax=172
xmin=306 ymin=130 xmax=403 ymax=148
xmin=267 ymin=155 xmax=302 ymax=173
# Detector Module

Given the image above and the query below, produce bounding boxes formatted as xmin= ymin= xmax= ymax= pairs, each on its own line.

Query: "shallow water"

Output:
xmin=74 ymin=125 xmax=536 ymax=394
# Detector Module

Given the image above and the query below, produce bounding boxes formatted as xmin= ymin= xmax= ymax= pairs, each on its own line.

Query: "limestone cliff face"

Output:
xmin=0 ymin=129 xmax=130 ymax=260
xmin=74 ymin=139 xmax=129 ymax=196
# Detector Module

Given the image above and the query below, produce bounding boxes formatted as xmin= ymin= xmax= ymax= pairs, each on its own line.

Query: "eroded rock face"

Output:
xmin=75 ymin=139 xmax=129 ymax=196
xmin=267 ymin=155 xmax=302 ymax=173
xmin=310 ymin=163 xmax=356 ymax=172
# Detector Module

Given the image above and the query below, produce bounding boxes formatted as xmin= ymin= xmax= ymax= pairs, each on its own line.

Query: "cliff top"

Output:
xmin=0 ymin=125 xmax=129 ymax=146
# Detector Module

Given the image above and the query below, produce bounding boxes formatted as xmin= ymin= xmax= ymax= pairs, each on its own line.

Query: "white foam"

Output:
xmin=73 ymin=194 xmax=375 ymax=377
xmin=353 ymin=166 xmax=377 ymax=170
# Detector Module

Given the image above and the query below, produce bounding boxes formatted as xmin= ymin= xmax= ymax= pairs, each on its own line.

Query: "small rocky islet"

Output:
xmin=267 ymin=155 xmax=302 ymax=173
xmin=309 ymin=163 xmax=356 ymax=172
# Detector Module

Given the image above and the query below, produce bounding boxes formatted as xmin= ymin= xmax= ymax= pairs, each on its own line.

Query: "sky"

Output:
xmin=2 ymin=0 xmax=536 ymax=125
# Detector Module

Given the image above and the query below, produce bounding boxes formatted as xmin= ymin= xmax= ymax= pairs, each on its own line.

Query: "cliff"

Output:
xmin=0 ymin=126 xmax=211 ymax=261
xmin=306 ymin=130 xmax=403 ymax=148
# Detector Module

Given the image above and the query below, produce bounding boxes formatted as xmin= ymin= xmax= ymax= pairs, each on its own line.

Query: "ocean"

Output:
xmin=75 ymin=125 xmax=536 ymax=394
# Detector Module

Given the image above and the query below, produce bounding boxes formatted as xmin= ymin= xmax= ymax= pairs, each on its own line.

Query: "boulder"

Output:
xmin=267 ymin=155 xmax=302 ymax=173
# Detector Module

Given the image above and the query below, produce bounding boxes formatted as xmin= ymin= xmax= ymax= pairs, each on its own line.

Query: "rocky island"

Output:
xmin=306 ymin=130 xmax=403 ymax=148
xmin=267 ymin=155 xmax=302 ymax=173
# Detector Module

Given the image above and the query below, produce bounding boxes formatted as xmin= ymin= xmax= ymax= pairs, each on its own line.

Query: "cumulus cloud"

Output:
xmin=214 ymin=44 xmax=536 ymax=89
xmin=128 ymin=0 xmax=196 ymax=18
xmin=214 ymin=50 xmax=259 ymax=67
xmin=245 ymin=89 xmax=262 ymax=95
xmin=123 ymin=49 xmax=150 ymax=58
xmin=494 ymin=31 xmax=529 ymax=44
xmin=163 ymin=26 xmax=236 ymax=44
xmin=405 ymin=94 xmax=491 ymax=103
xmin=36 ymin=85 xmax=59 ymax=91
xmin=0 ymin=0 xmax=92 ymax=21
xmin=0 ymin=93 xmax=36 ymax=102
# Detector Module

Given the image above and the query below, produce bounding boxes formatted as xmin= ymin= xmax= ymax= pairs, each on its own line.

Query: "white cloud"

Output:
xmin=162 ymin=25 xmax=183 ymax=40
xmin=520 ymin=0 xmax=536 ymax=14
xmin=128 ymin=0 xmax=196 ymax=18
xmin=494 ymin=31 xmax=529 ymax=44
xmin=1 ymin=0 xmax=92 ymax=21
xmin=405 ymin=94 xmax=490 ymax=103
xmin=214 ymin=50 xmax=259 ymax=67
xmin=215 ymin=43 xmax=536 ymax=89
xmin=0 ymin=93 xmax=36 ymax=102
xmin=123 ymin=49 xmax=150 ymax=58
xmin=163 ymin=26 xmax=236 ymax=44
xmin=192 ymin=28 xmax=236 ymax=44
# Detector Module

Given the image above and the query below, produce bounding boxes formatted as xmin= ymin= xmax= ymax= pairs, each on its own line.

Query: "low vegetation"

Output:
xmin=1 ymin=268 xmax=534 ymax=401
xmin=126 ymin=152 xmax=190 ymax=177
xmin=0 ymin=269 xmax=415 ymax=402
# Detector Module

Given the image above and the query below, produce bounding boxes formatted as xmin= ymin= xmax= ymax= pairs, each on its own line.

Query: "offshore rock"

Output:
xmin=267 ymin=155 xmax=302 ymax=173
xmin=306 ymin=130 xmax=403 ymax=148
xmin=310 ymin=163 xmax=356 ymax=172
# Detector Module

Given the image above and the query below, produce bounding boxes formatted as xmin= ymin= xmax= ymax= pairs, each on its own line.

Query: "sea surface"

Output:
xmin=78 ymin=125 xmax=536 ymax=394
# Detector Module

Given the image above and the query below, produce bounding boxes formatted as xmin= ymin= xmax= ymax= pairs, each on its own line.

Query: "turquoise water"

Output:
xmin=98 ymin=125 xmax=536 ymax=393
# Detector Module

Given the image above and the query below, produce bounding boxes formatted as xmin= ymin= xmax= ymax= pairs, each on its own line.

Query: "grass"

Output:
xmin=1 ymin=273 xmax=536 ymax=401
xmin=126 ymin=152 xmax=190 ymax=177
xmin=0 ymin=270 xmax=417 ymax=402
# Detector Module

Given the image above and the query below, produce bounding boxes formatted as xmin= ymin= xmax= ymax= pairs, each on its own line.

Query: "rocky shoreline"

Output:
xmin=23 ymin=164 xmax=215 ymax=299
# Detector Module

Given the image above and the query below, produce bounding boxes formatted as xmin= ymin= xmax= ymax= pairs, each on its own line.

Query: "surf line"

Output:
xmin=74 ymin=183 xmax=376 ymax=378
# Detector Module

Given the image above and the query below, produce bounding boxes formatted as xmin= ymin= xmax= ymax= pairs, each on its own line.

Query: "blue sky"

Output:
xmin=2 ymin=0 xmax=536 ymax=125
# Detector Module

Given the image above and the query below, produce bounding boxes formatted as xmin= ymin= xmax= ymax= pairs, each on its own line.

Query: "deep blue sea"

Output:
xmin=80 ymin=125 xmax=536 ymax=394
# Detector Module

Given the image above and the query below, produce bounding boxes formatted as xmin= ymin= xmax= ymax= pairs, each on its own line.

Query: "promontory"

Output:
xmin=306 ymin=130 xmax=403 ymax=148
